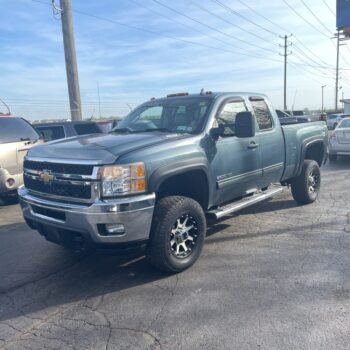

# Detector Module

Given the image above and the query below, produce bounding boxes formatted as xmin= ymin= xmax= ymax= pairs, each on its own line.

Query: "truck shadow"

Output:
xmin=0 ymin=209 xmax=341 ymax=327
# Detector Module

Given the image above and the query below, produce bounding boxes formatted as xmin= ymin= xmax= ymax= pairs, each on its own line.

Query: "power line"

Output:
xmin=188 ymin=0 xmax=279 ymax=48
xmin=211 ymin=0 xmax=280 ymax=37
xmin=289 ymin=63 xmax=325 ymax=85
xmin=235 ymin=0 xmax=335 ymax=68
xmin=151 ymin=0 xmax=278 ymax=54
xmin=282 ymin=0 xmax=331 ymax=39
xmin=129 ymin=0 xmax=275 ymax=56
xmin=321 ymin=0 xmax=336 ymax=16
xmin=299 ymin=0 xmax=333 ymax=35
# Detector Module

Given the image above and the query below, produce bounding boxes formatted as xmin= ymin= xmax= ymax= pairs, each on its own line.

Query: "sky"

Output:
xmin=1 ymin=0 xmax=349 ymax=120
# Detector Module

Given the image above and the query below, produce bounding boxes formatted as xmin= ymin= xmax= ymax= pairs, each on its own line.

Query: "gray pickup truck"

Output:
xmin=18 ymin=92 xmax=328 ymax=272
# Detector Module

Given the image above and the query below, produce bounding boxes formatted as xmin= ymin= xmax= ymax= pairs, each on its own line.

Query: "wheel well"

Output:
xmin=305 ymin=142 xmax=324 ymax=166
xmin=157 ymin=170 xmax=209 ymax=210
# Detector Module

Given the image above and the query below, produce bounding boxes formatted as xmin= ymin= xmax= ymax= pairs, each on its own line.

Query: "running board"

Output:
xmin=207 ymin=187 xmax=283 ymax=220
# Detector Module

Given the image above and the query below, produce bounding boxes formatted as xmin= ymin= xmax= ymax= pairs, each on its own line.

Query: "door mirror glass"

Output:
xmin=235 ymin=112 xmax=255 ymax=138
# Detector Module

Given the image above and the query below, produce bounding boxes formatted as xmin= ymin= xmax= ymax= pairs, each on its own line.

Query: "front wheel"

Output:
xmin=146 ymin=196 xmax=206 ymax=273
xmin=291 ymin=160 xmax=321 ymax=205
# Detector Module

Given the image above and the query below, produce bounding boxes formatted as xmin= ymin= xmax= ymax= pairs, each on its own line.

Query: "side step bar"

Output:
xmin=207 ymin=186 xmax=283 ymax=220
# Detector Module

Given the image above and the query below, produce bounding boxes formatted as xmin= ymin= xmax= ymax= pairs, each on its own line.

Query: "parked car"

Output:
xmin=275 ymin=109 xmax=298 ymax=124
xmin=96 ymin=120 xmax=119 ymax=133
xmin=18 ymin=92 xmax=327 ymax=272
xmin=34 ymin=121 xmax=103 ymax=142
xmin=326 ymin=113 xmax=350 ymax=130
xmin=0 ymin=117 xmax=42 ymax=204
xmin=328 ymin=117 xmax=350 ymax=161
xmin=286 ymin=110 xmax=305 ymax=117
xmin=319 ymin=113 xmax=327 ymax=121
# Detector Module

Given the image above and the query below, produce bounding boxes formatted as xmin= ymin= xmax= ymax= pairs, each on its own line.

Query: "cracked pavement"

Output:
xmin=1 ymin=158 xmax=350 ymax=349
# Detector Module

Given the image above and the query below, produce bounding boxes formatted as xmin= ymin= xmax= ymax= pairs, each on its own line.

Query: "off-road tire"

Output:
xmin=291 ymin=160 xmax=321 ymax=205
xmin=146 ymin=196 xmax=206 ymax=273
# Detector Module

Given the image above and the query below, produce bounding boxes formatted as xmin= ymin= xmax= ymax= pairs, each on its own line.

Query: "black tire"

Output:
xmin=0 ymin=193 xmax=19 ymax=205
xmin=329 ymin=154 xmax=337 ymax=162
xmin=146 ymin=196 xmax=206 ymax=273
xmin=291 ymin=160 xmax=321 ymax=205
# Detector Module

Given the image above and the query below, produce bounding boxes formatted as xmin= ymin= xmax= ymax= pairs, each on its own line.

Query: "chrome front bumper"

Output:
xmin=18 ymin=186 xmax=155 ymax=246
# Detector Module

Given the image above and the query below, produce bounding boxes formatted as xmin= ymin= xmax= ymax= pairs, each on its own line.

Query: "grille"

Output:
xmin=24 ymin=176 xmax=91 ymax=199
xmin=24 ymin=160 xmax=94 ymax=175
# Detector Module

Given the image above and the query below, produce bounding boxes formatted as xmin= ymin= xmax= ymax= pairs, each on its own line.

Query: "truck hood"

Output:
xmin=27 ymin=132 xmax=188 ymax=164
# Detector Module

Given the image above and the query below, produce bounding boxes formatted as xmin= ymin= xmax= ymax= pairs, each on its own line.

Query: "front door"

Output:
xmin=207 ymin=98 xmax=263 ymax=205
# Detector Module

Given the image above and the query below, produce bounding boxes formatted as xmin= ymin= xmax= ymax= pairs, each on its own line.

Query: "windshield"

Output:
xmin=338 ymin=119 xmax=350 ymax=128
xmin=112 ymin=97 xmax=212 ymax=134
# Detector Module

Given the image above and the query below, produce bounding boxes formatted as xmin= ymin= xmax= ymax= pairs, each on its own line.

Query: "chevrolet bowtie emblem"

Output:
xmin=39 ymin=171 xmax=54 ymax=183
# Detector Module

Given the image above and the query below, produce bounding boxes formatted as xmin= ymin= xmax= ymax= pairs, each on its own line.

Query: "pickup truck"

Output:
xmin=18 ymin=92 xmax=328 ymax=273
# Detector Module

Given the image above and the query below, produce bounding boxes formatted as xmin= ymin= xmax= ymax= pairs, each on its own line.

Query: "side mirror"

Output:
xmin=235 ymin=111 xmax=255 ymax=138
xmin=210 ymin=124 xmax=224 ymax=141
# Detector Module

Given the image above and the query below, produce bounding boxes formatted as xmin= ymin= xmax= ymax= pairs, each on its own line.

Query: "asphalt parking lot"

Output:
xmin=1 ymin=158 xmax=350 ymax=350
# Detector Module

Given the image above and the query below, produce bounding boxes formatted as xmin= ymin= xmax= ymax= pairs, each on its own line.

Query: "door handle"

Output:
xmin=248 ymin=142 xmax=259 ymax=149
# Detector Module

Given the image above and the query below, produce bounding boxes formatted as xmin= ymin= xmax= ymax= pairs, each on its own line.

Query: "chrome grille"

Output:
xmin=23 ymin=160 xmax=94 ymax=175
xmin=23 ymin=159 xmax=98 ymax=201
xmin=24 ymin=176 xmax=91 ymax=199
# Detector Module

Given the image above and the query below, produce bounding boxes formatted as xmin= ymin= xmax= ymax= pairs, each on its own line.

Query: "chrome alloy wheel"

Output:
xmin=170 ymin=214 xmax=198 ymax=259
xmin=308 ymin=170 xmax=320 ymax=194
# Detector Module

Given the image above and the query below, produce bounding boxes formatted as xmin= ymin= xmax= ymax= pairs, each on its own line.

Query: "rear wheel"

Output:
xmin=146 ymin=196 xmax=206 ymax=273
xmin=291 ymin=160 xmax=321 ymax=205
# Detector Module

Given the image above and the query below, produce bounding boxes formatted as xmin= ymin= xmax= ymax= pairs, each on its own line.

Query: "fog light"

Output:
xmin=105 ymin=224 xmax=125 ymax=235
xmin=6 ymin=178 xmax=15 ymax=188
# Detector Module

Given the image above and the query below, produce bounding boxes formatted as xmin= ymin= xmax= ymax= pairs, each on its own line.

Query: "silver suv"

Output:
xmin=0 ymin=117 xmax=41 ymax=204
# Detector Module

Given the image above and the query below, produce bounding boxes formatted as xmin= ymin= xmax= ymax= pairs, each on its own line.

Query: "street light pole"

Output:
xmin=335 ymin=30 xmax=340 ymax=112
xmin=321 ymin=85 xmax=326 ymax=113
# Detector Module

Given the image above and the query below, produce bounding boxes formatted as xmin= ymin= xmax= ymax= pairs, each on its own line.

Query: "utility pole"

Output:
xmin=321 ymin=85 xmax=326 ymax=113
xmin=57 ymin=0 xmax=82 ymax=121
xmin=279 ymin=35 xmax=292 ymax=111
xmin=335 ymin=30 xmax=340 ymax=112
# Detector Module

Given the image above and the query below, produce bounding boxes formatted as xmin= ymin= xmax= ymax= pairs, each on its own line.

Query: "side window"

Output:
xmin=138 ymin=106 xmax=162 ymax=125
xmin=37 ymin=126 xmax=65 ymax=141
xmin=217 ymin=100 xmax=247 ymax=136
xmin=250 ymin=99 xmax=273 ymax=131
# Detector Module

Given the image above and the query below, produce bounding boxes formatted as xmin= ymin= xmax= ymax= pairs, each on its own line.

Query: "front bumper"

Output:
xmin=0 ymin=169 xmax=23 ymax=195
xmin=18 ymin=186 xmax=155 ymax=248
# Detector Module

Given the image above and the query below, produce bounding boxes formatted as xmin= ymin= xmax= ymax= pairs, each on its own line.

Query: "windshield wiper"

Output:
xmin=144 ymin=128 xmax=172 ymax=133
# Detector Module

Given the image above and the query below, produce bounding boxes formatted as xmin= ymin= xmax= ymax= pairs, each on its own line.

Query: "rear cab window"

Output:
xmin=36 ymin=125 xmax=65 ymax=141
xmin=249 ymin=97 xmax=274 ymax=131
xmin=74 ymin=123 xmax=101 ymax=135
xmin=0 ymin=118 xmax=40 ymax=144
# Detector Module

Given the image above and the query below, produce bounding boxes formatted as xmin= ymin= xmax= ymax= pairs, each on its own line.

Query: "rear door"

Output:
xmin=0 ymin=118 xmax=40 ymax=174
xmin=249 ymin=97 xmax=284 ymax=186
xmin=208 ymin=98 xmax=263 ymax=204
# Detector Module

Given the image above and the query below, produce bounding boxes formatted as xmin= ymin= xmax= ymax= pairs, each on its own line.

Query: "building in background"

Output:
xmin=341 ymin=99 xmax=350 ymax=114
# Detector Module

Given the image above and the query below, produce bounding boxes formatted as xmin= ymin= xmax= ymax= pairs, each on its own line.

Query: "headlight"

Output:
xmin=100 ymin=163 xmax=146 ymax=197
